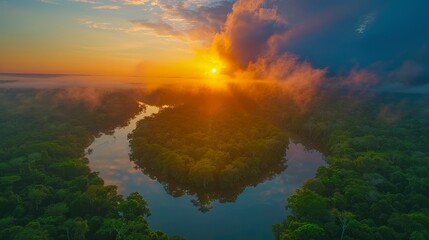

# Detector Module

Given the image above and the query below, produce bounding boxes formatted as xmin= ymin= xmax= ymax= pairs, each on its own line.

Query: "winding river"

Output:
xmin=86 ymin=104 xmax=325 ymax=240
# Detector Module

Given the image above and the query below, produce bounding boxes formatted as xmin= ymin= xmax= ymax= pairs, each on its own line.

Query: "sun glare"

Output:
xmin=211 ymin=68 xmax=217 ymax=74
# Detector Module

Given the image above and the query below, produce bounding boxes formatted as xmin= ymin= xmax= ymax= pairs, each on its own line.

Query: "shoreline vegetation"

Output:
xmin=273 ymin=91 xmax=429 ymax=240
xmin=0 ymin=89 xmax=184 ymax=240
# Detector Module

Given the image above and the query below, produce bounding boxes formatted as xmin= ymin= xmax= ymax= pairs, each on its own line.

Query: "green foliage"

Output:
xmin=289 ymin=223 xmax=326 ymax=240
xmin=287 ymin=190 xmax=329 ymax=221
xmin=118 ymin=192 xmax=151 ymax=220
xmin=274 ymin=92 xmax=429 ymax=240
xmin=0 ymin=89 xmax=178 ymax=240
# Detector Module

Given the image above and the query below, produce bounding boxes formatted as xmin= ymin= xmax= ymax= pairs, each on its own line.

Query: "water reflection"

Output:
xmin=87 ymin=105 xmax=160 ymax=188
xmin=129 ymin=100 xmax=289 ymax=211
xmin=87 ymin=104 xmax=325 ymax=240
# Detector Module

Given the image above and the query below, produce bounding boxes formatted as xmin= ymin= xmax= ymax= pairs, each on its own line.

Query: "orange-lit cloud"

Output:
xmin=212 ymin=0 xmax=288 ymax=71
xmin=92 ymin=5 xmax=121 ymax=9
xmin=129 ymin=20 xmax=181 ymax=36
xmin=236 ymin=53 xmax=325 ymax=108
xmin=207 ymin=0 xmax=326 ymax=107
xmin=343 ymin=69 xmax=378 ymax=86
xmin=122 ymin=0 xmax=149 ymax=5
xmin=80 ymin=20 xmax=119 ymax=30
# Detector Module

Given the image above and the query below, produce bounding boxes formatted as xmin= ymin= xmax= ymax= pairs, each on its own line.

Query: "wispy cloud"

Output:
xmin=356 ymin=13 xmax=375 ymax=34
xmin=129 ymin=20 xmax=181 ymax=36
xmin=122 ymin=0 xmax=150 ymax=5
xmin=39 ymin=0 xmax=59 ymax=4
xmin=80 ymin=19 xmax=123 ymax=30
xmin=128 ymin=1 xmax=233 ymax=43
xmin=74 ymin=0 xmax=232 ymax=44
xmin=74 ymin=0 xmax=99 ymax=4
xmin=92 ymin=5 xmax=121 ymax=9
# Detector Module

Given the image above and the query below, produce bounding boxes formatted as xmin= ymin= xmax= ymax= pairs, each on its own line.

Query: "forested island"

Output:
xmin=0 ymin=89 xmax=183 ymax=240
xmin=129 ymin=93 xmax=288 ymax=211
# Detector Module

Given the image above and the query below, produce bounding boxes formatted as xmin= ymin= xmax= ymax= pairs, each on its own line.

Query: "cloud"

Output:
xmin=356 ymin=13 xmax=375 ymax=34
xmin=387 ymin=60 xmax=426 ymax=86
xmin=92 ymin=5 xmax=121 ymax=9
xmin=344 ymin=69 xmax=378 ymax=86
xmin=76 ymin=0 xmax=233 ymax=44
xmin=211 ymin=0 xmax=429 ymax=90
xmin=212 ymin=0 xmax=288 ymax=70
xmin=129 ymin=20 xmax=181 ymax=36
xmin=128 ymin=1 xmax=233 ymax=43
xmin=72 ymin=0 xmax=100 ymax=5
xmin=81 ymin=20 xmax=111 ymax=29
xmin=209 ymin=0 xmax=326 ymax=107
xmin=80 ymin=19 xmax=123 ymax=31
xmin=39 ymin=0 xmax=59 ymax=4
xmin=271 ymin=0 xmax=429 ymax=88
xmin=247 ymin=53 xmax=326 ymax=107
xmin=73 ymin=0 xmax=99 ymax=4
xmin=55 ymin=87 xmax=107 ymax=109
xmin=122 ymin=0 xmax=150 ymax=5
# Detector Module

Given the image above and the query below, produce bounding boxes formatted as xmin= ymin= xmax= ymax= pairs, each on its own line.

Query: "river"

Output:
xmin=86 ymin=104 xmax=325 ymax=240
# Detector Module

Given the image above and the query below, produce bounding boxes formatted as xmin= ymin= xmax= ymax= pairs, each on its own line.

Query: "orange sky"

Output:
xmin=0 ymin=0 xmax=226 ymax=78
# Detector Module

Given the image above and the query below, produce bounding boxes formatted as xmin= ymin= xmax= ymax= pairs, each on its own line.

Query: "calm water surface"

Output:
xmin=87 ymin=105 xmax=325 ymax=240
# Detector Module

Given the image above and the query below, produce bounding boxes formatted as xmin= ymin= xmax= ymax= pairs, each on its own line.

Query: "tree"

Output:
xmin=290 ymin=223 xmax=326 ymax=240
xmin=287 ymin=190 xmax=328 ymax=221
xmin=272 ymin=223 xmax=284 ymax=240
xmin=410 ymin=231 xmax=426 ymax=240
xmin=332 ymin=209 xmax=354 ymax=240
xmin=13 ymin=221 xmax=49 ymax=240
xmin=27 ymin=185 xmax=50 ymax=212
xmin=63 ymin=218 xmax=89 ymax=240
xmin=189 ymin=159 xmax=216 ymax=189
xmin=99 ymin=218 xmax=127 ymax=240
xmin=118 ymin=192 xmax=150 ymax=220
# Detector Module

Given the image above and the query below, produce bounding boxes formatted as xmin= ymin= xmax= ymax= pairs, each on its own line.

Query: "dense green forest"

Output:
xmin=273 ymin=92 xmax=429 ymax=240
xmin=0 ymin=89 xmax=182 ymax=240
xmin=129 ymin=93 xmax=288 ymax=211
xmin=1 ymin=85 xmax=428 ymax=240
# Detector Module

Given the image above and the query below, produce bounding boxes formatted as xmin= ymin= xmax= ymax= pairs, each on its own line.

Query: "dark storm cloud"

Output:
xmin=272 ymin=0 xmax=429 ymax=87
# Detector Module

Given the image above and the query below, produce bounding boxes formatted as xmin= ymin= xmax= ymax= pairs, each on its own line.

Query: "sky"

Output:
xmin=1 ymin=0 xmax=428 ymax=89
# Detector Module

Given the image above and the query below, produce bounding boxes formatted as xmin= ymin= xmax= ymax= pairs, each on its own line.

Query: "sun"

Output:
xmin=211 ymin=68 xmax=217 ymax=74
